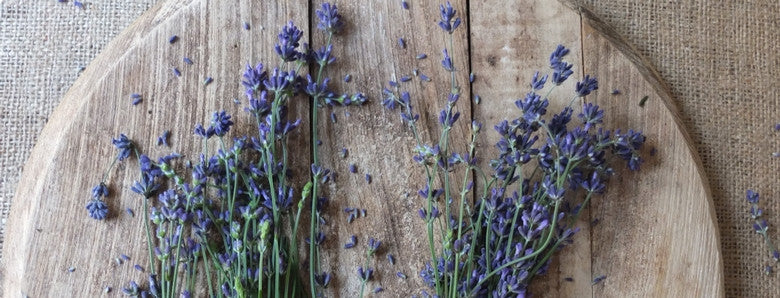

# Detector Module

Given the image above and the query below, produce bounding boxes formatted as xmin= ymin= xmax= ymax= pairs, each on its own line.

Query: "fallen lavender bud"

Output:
xmin=243 ymin=22 xmax=250 ymax=30
xmin=344 ymin=74 xmax=352 ymax=82
xmin=345 ymin=235 xmax=357 ymax=249
xmin=401 ymin=0 xmax=409 ymax=10
xmin=592 ymin=275 xmax=606 ymax=285
xmin=398 ymin=37 xmax=406 ymax=49
xmin=203 ymin=77 xmax=213 ymax=85
xmin=156 ymin=130 xmax=170 ymax=147
xmin=172 ymin=67 xmax=181 ymax=77
xmin=416 ymin=53 xmax=427 ymax=59
xmin=125 ymin=208 xmax=134 ymax=217
xmin=168 ymin=35 xmax=178 ymax=44
xmin=183 ymin=57 xmax=193 ymax=65
xmin=387 ymin=254 xmax=395 ymax=265
xmin=396 ymin=271 xmax=407 ymax=279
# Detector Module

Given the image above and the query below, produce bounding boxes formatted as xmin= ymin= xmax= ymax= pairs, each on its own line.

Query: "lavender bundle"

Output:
xmin=88 ymin=3 xmax=364 ymax=297
xmin=382 ymin=2 xmax=645 ymax=297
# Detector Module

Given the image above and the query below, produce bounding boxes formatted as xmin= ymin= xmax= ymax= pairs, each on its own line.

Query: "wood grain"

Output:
xmin=311 ymin=1 xmax=470 ymax=296
xmin=1 ymin=0 xmax=723 ymax=297
xmin=469 ymin=1 xmax=590 ymax=296
xmin=578 ymin=6 xmax=725 ymax=297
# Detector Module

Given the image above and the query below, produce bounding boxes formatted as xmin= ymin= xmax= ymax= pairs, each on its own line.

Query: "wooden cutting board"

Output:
xmin=1 ymin=0 xmax=724 ymax=296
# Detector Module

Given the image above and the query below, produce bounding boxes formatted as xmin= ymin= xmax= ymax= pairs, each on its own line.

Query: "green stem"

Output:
xmin=143 ymin=197 xmax=156 ymax=275
xmin=471 ymin=200 xmax=562 ymax=291
xmin=358 ymin=251 xmax=372 ymax=298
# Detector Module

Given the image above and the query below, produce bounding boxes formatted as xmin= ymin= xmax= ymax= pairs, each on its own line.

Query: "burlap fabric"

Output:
xmin=1 ymin=0 xmax=777 ymax=296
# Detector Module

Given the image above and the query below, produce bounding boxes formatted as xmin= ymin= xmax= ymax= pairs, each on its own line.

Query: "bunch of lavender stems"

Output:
xmin=90 ymin=3 xmax=364 ymax=297
xmin=382 ymin=2 xmax=645 ymax=296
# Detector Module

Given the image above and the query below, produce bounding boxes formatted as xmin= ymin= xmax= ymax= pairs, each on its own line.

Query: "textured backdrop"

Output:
xmin=1 ymin=0 xmax=778 ymax=296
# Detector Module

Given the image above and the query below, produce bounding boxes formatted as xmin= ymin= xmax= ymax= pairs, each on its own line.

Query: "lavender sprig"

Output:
xmin=382 ymin=3 xmax=645 ymax=296
xmin=89 ymin=3 xmax=359 ymax=297
xmin=746 ymin=190 xmax=780 ymax=269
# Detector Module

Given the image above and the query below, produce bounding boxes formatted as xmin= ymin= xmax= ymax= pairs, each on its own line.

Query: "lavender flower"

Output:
xmin=579 ymin=103 xmax=604 ymax=130
xmin=383 ymin=20 xmax=645 ymax=296
xmin=441 ymin=49 xmax=455 ymax=72
xmin=357 ymin=267 xmax=374 ymax=281
xmin=576 ymin=75 xmax=599 ymax=97
xmin=437 ymin=1 xmax=461 ymax=34
xmin=531 ymin=71 xmax=547 ymax=90
xmin=345 ymin=235 xmax=357 ymax=249
xmin=550 ymin=45 xmax=573 ymax=85
xmin=210 ymin=111 xmax=234 ymax=137
xmin=86 ymin=199 xmax=108 ymax=220
xmin=367 ymin=237 xmax=381 ymax=255
xmin=156 ymin=130 xmax=171 ymax=147
xmin=121 ymin=281 xmax=140 ymax=296
xmin=112 ymin=134 xmax=134 ymax=161
xmin=316 ymin=3 xmax=343 ymax=34
xmin=92 ymin=183 xmax=109 ymax=198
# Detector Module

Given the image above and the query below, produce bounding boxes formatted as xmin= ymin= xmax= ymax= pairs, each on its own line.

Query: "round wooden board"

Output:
xmin=1 ymin=0 xmax=724 ymax=297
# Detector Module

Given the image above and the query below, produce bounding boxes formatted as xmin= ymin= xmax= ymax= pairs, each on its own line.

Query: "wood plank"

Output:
xmin=577 ymin=5 xmax=725 ymax=297
xmin=469 ymin=1 xmax=590 ymax=296
xmin=313 ymin=1 xmax=471 ymax=296
xmin=0 ymin=0 xmax=309 ymax=296
xmin=1 ymin=0 xmax=725 ymax=296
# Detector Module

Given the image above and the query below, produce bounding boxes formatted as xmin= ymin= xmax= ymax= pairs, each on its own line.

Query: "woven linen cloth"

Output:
xmin=1 ymin=0 xmax=778 ymax=296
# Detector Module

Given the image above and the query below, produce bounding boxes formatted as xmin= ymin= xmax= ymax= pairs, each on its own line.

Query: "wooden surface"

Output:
xmin=1 ymin=0 xmax=724 ymax=297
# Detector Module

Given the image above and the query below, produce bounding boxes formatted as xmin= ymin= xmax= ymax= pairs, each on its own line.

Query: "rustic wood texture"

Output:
xmin=312 ymin=1 xmax=471 ymax=296
xmin=1 ymin=0 xmax=723 ymax=297
xmin=470 ymin=1 xmax=590 ymax=296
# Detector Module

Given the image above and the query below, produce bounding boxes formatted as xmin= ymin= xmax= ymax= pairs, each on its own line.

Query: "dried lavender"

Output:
xmin=358 ymin=237 xmax=382 ymax=298
xmin=382 ymin=2 xmax=645 ymax=296
xmin=746 ymin=190 xmax=780 ymax=270
xmin=306 ymin=3 xmax=366 ymax=296
xmin=87 ymin=3 xmax=362 ymax=297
